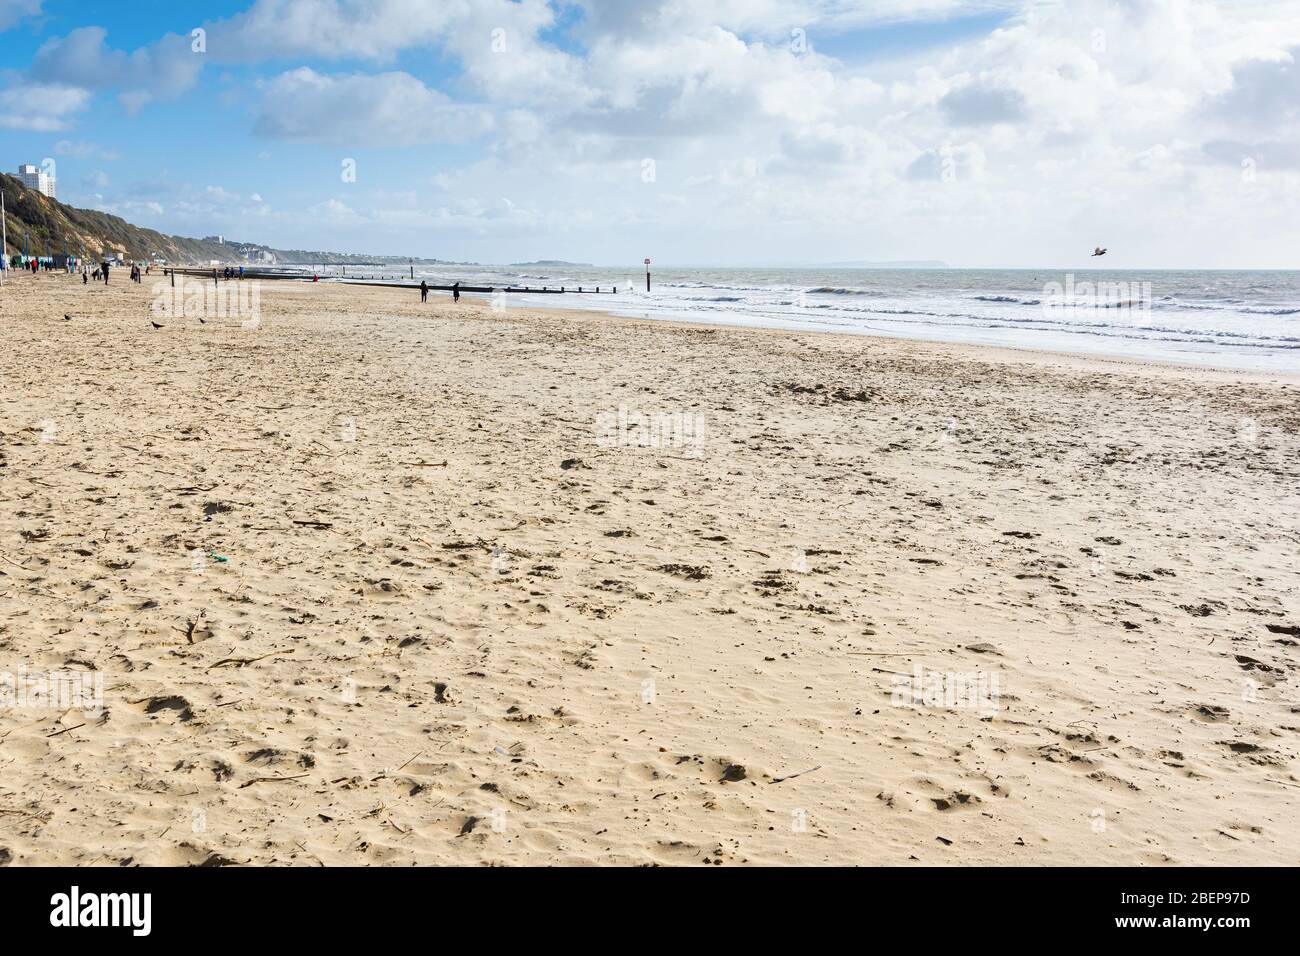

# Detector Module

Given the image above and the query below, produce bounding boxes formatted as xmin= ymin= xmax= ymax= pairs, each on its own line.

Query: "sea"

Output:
xmin=340 ymin=265 xmax=1300 ymax=372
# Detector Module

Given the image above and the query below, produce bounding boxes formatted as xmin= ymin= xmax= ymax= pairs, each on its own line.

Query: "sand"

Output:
xmin=0 ymin=269 xmax=1297 ymax=866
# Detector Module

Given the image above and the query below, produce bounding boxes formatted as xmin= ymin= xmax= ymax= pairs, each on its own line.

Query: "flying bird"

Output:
xmin=1091 ymin=247 xmax=1107 ymax=257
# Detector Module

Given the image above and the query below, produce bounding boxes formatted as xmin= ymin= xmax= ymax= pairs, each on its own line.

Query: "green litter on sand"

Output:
xmin=207 ymin=551 xmax=230 ymax=563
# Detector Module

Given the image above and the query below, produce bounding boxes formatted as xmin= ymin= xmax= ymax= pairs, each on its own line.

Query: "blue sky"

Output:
xmin=1 ymin=0 xmax=1298 ymax=267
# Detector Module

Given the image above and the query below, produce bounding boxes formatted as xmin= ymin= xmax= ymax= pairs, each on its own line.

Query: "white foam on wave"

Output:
xmin=417 ymin=265 xmax=1300 ymax=371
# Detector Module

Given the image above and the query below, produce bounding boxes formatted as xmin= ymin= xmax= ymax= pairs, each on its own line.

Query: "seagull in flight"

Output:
xmin=1091 ymin=247 xmax=1107 ymax=257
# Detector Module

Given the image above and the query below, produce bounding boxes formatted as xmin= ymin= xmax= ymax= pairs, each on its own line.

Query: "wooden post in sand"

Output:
xmin=644 ymin=257 xmax=651 ymax=292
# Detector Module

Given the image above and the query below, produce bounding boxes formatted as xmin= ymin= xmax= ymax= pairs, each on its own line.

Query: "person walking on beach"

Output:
xmin=102 ymin=261 xmax=110 ymax=285
xmin=452 ymin=281 xmax=460 ymax=303
xmin=420 ymin=280 xmax=428 ymax=303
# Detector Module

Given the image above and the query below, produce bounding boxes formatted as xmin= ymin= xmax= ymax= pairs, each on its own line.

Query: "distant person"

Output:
xmin=420 ymin=280 xmax=428 ymax=303
xmin=102 ymin=262 xmax=110 ymax=285
xmin=82 ymin=266 xmax=88 ymax=285
xmin=452 ymin=281 xmax=460 ymax=303
xmin=238 ymin=266 xmax=244 ymax=280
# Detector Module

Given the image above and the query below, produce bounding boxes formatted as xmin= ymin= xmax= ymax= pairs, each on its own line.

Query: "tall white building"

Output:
xmin=17 ymin=163 xmax=56 ymax=199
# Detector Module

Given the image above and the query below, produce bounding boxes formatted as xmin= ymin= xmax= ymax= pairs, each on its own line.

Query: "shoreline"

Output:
xmin=305 ymin=274 xmax=1300 ymax=382
xmin=548 ymin=301 xmax=1300 ymax=385
xmin=439 ymin=282 xmax=1300 ymax=386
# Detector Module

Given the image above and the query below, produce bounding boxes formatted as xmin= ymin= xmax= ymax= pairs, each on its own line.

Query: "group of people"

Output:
xmin=2 ymin=255 xmax=164 ymax=287
xmin=81 ymin=260 xmax=146 ymax=284
xmin=6 ymin=255 xmax=60 ymax=274
xmin=220 ymin=266 xmax=245 ymax=280
xmin=419 ymin=280 xmax=460 ymax=303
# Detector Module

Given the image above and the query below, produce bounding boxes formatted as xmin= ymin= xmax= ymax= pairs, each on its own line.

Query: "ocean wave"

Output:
xmin=1043 ymin=299 xmax=1150 ymax=310
xmin=663 ymin=282 xmax=766 ymax=293
xmin=683 ymin=302 xmax=1300 ymax=350
xmin=539 ymin=268 xmax=1299 ymax=368
xmin=796 ymin=303 xmax=1300 ymax=346
xmin=971 ymin=294 xmax=1041 ymax=305
xmin=850 ymin=313 xmax=1300 ymax=349
xmin=807 ymin=286 xmax=884 ymax=296
xmin=1155 ymin=301 xmax=1300 ymax=316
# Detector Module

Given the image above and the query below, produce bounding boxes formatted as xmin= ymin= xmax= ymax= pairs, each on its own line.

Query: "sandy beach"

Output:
xmin=1 ymin=270 xmax=1297 ymax=867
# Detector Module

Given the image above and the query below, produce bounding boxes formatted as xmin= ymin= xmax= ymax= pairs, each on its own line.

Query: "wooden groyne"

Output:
xmin=163 ymin=267 xmax=621 ymax=294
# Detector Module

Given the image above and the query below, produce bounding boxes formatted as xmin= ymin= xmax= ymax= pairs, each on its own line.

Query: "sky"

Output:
xmin=0 ymin=0 xmax=1298 ymax=268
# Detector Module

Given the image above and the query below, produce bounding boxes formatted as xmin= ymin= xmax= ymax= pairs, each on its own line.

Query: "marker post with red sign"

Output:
xmin=644 ymin=258 xmax=651 ymax=292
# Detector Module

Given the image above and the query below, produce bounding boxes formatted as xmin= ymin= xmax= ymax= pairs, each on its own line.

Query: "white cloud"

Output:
xmin=308 ymin=198 xmax=358 ymax=222
xmin=0 ymin=0 xmax=40 ymax=32
xmin=29 ymin=27 xmax=203 ymax=110
xmin=53 ymin=139 xmax=120 ymax=161
xmin=569 ymin=0 xmax=1023 ymax=39
xmin=205 ymin=0 xmax=469 ymax=62
xmin=17 ymin=0 xmax=1300 ymax=265
xmin=938 ymin=80 xmax=1026 ymax=125
xmin=253 ymin=68 xmax=493 ymax=145
xmin=0 ymin=82 xmax=89 ymax=130
xmin=417 ymin=0 xmax=1300 ymax=264
xmin=1206 ymin=47 xmax=1299 ymax=127
xmin=93 ymin=181 xmax=270 ymax=231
